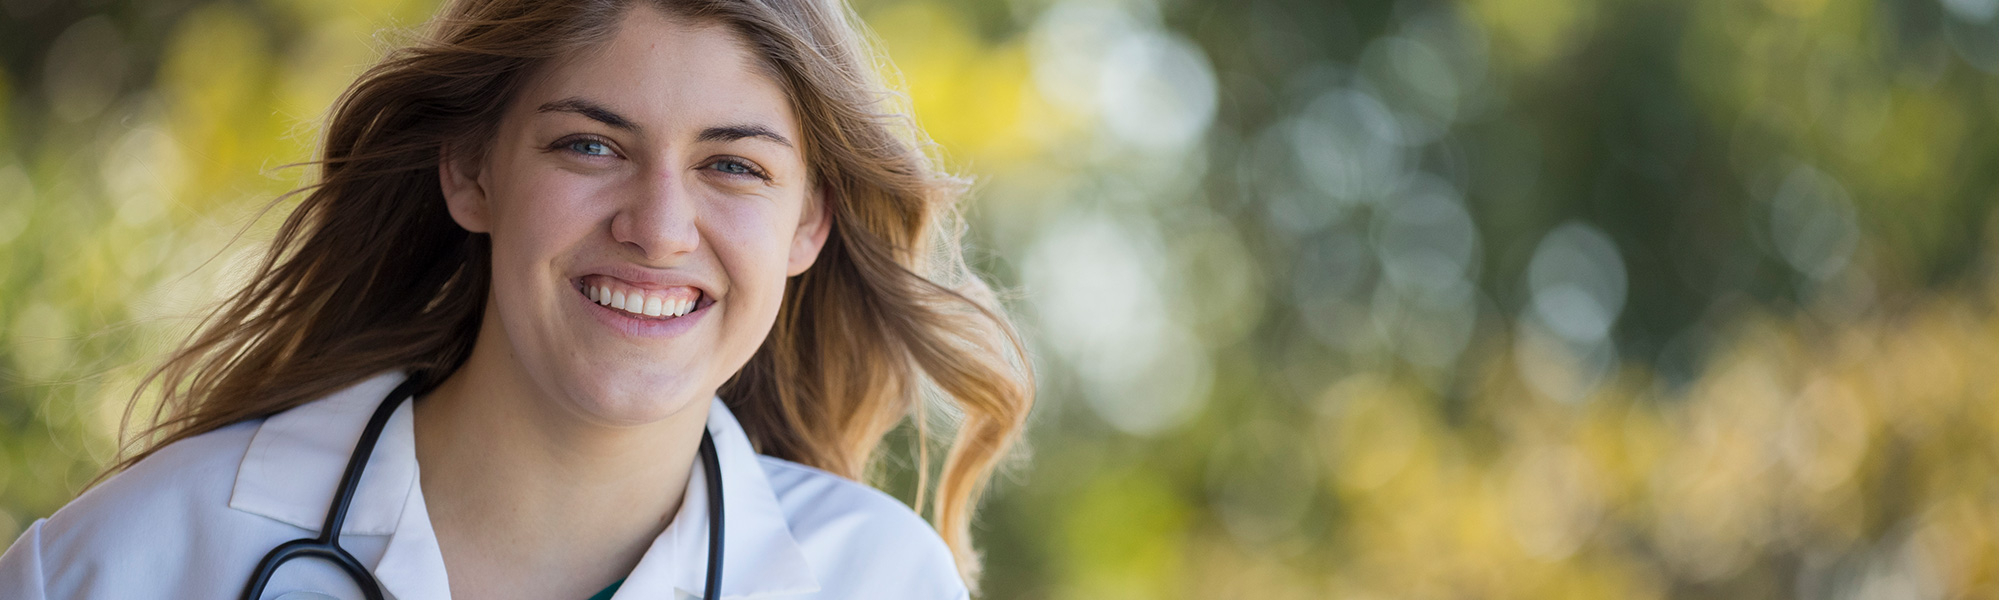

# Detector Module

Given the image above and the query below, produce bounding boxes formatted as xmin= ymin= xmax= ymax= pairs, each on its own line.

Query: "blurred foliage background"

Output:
xmin=1 ymin=0 xmax=1995 ymax=597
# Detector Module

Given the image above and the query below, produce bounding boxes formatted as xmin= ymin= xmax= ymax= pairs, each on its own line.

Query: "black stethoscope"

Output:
xmin=239 ymin=375 xmax=727 ymax=600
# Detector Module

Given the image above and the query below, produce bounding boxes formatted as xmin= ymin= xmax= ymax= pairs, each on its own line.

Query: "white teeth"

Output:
xmin=588 ymin=282 xmax=700 ymax=319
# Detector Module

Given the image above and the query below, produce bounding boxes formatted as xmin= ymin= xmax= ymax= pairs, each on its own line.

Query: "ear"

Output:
xmin=439 ymin=144 xmax=493 ymax=234
xmin=785 ymin=184 xmax=833 ymax=277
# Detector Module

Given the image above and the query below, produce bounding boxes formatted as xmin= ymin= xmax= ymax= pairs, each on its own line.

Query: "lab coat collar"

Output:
xmin=228 ymin=372 xmax=415 ymax=536
xmin=625 ymin=396 xmax=822 ymax=599
xmin=227 ymin=371 xmax=822 ymax=599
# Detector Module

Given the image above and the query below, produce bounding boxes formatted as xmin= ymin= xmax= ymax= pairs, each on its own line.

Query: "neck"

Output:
xmin=412 ymin=344 xmax=712 ymax=599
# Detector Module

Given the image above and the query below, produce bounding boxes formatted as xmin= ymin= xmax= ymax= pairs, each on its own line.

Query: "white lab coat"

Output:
xmin=0 ymin=371 xmax=969 ymax=600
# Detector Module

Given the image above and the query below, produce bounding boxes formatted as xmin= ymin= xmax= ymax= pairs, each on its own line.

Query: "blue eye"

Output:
xmin=713 ymin=160 xmax=752 ymax=175
xmin=708 ymin=158 xmax=770 ymax=181
xmin=567 ymin=139 xmax=614 ymax=156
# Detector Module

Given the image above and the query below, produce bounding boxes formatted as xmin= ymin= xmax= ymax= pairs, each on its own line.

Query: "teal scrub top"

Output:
xmin=586 ymin=578 xmax=625 ymax=600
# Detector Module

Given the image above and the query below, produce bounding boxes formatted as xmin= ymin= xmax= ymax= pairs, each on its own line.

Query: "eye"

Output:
xmin=707 ymin=158 xmax=771 ymax=181
xmin=566 ymin=138 xmax=616 ymax=157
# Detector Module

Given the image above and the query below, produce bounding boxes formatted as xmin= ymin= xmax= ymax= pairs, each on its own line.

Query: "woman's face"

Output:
xmin=440 ymin=7 xmax=828 ymax=425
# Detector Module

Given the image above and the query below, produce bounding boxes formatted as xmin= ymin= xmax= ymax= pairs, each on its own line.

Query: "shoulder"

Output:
xmin=756 ymin=456 xmax=969 ymax=599
xmin=45 ymin=418 xmax=264 ymax=541
xmin=17 ymin=419 xmax=271 ymax=587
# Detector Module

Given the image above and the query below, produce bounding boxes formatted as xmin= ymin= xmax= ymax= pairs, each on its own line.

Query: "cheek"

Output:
xmin=489 ymin=170 xmax=608 ymax=266
xmin=481 ymin=171 xmax=612 ymax=328
xmin=706 ymin=200 xmax=805 ymax=325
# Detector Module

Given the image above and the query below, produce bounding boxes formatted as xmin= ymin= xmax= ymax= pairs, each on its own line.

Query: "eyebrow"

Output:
xmin=696 ymin=124 xmax=793 ymax=148
xmin=537 ymin=97 xmax=639 ymax=132
xmin=537 ymin=96 xmax=794 ymax=148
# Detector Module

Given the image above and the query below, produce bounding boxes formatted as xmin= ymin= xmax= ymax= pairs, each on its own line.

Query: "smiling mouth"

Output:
xmin=578 ymin=277 xmax=707 ymax=320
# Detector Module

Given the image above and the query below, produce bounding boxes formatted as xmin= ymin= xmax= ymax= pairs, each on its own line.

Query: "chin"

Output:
xmin=560 ymin=369 xmax=712 ymax=426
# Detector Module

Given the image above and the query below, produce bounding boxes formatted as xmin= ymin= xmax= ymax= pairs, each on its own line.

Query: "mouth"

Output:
xmin=575 ymin=274 xmax=712 ymax=321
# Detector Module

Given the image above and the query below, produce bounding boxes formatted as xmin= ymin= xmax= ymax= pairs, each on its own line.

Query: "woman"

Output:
xmin=0 ymin=0 xmax=1032 ymax=598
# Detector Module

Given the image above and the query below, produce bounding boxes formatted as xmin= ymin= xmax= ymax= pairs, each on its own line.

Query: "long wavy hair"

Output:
xmin=107 ymin=0 xmax=1033 ymax=590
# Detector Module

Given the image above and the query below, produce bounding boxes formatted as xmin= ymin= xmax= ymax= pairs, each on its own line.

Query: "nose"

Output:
xmin=610 ymin=168 xmax=700 ymax=261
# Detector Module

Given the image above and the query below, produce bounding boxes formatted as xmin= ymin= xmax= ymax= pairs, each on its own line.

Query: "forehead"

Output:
xmin=515 ymin=7 xmax=797 ymax=139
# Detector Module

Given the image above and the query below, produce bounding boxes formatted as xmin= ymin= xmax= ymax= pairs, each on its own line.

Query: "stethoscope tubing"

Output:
xmin=238 ymin=375 xmax=725 ymax=600
xmin=698 ymin=423 xmax=725 ymax=600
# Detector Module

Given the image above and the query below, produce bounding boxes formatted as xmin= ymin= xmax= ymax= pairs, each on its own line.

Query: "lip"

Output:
xmin=572 ymin=266 xmax=718 ymax=339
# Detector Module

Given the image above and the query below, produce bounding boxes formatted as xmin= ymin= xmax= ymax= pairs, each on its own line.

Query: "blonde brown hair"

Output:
xmin=110 ymin=0 xmax=1033 ymax=590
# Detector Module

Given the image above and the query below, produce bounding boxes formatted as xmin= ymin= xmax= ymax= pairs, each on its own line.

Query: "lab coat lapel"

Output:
xmin=368 ymin=480 xmax=452 ymax=599
xmin=228 ymin=371 xmax=416 ymax=536
xmin=368 ymin=398 xmax=453 ymax=600
xmin=620 ymin=397 xmax=822 ymax=599
xmin=230 ymin=370 xmax=452 ymax=599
